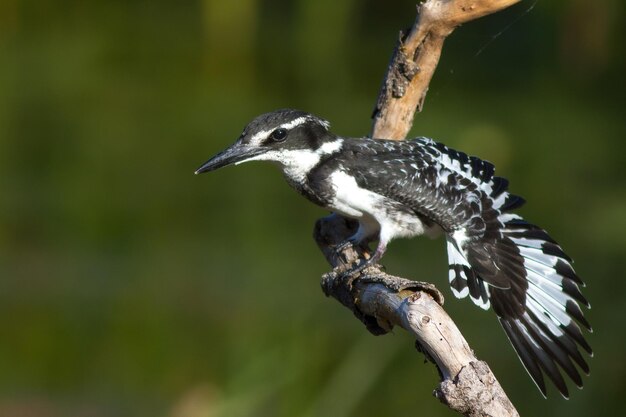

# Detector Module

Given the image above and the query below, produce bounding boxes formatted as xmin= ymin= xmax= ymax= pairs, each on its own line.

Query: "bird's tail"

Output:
xmin=446 ymin=180 xmax=592 ymax=398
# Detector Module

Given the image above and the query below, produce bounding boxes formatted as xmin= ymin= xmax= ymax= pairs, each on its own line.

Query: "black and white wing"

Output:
xmin=342 ymin=137 xmax=592 ymax=398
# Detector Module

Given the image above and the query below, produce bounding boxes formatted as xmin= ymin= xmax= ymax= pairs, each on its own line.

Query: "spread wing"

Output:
xmin=339 ymin=136 xmax=497 ymax=236
xmin=337 ymin=137 xmax=591 ymax=398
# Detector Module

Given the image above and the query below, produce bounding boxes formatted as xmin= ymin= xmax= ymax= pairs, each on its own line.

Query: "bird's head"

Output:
xmin=195 ymin=109 xmax=339 ymax=176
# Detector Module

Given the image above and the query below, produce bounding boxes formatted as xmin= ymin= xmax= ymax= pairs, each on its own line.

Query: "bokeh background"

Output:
xmin=1 ymin=0 xmax=624 ymax=416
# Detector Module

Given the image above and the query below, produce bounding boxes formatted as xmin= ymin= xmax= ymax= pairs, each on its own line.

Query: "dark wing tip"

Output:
xmin=498 ymin=311 xmax=592 ymax=399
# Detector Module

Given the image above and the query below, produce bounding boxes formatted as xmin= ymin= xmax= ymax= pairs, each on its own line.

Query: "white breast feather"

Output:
xmin=328 ymin=170 xmax=428 ymax=241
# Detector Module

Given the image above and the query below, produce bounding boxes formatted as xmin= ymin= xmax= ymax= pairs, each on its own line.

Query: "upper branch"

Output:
xmin=371 ymin=0 xmax=521 ymax=140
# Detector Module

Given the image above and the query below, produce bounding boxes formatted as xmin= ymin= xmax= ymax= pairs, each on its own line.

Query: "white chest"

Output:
xmin=327 ymin=170 xmax=431 ymax=240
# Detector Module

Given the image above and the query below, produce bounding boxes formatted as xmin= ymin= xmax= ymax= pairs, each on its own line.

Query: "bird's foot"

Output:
xmin=336 ymin=256 xmax=382 ymax=283
xmin=333 ymin=239 xmax=387 ymax=284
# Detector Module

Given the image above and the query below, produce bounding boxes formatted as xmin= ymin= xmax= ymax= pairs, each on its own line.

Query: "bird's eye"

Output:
xmin=270 ymin=128 xmax=287 ymax=142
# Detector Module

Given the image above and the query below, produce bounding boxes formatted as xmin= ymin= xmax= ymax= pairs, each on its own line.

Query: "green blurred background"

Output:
xmin=1 ymin=0 xmax=624 ymax=416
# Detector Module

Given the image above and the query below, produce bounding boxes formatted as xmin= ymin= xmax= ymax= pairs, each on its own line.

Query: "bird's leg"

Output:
xmin=368 ymin=240 xmax=387 ymax=265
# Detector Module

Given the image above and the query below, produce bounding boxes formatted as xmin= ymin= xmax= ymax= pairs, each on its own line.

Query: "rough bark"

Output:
xmin=314 ymin=1 xmax=522 ymax=416
xmin=372 ymin=0 xmax=521 ymax=140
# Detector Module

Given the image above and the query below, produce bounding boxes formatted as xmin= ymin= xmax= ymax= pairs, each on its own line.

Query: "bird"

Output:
xmin=195 ymin=108 xmax=592 ymax=398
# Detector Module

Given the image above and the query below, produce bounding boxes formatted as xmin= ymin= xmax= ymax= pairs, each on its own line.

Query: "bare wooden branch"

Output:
xmin=315 ymin=0 xmax=523 ymax=415
xmin=357 ymin=286 xmax=518 ymax=417
xmin=372 ymin=0 xmax=521 ymax=140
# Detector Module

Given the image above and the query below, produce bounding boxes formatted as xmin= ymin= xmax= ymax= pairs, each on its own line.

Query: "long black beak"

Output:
xmin=195 ymin=142 xmax=263 ymax=174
